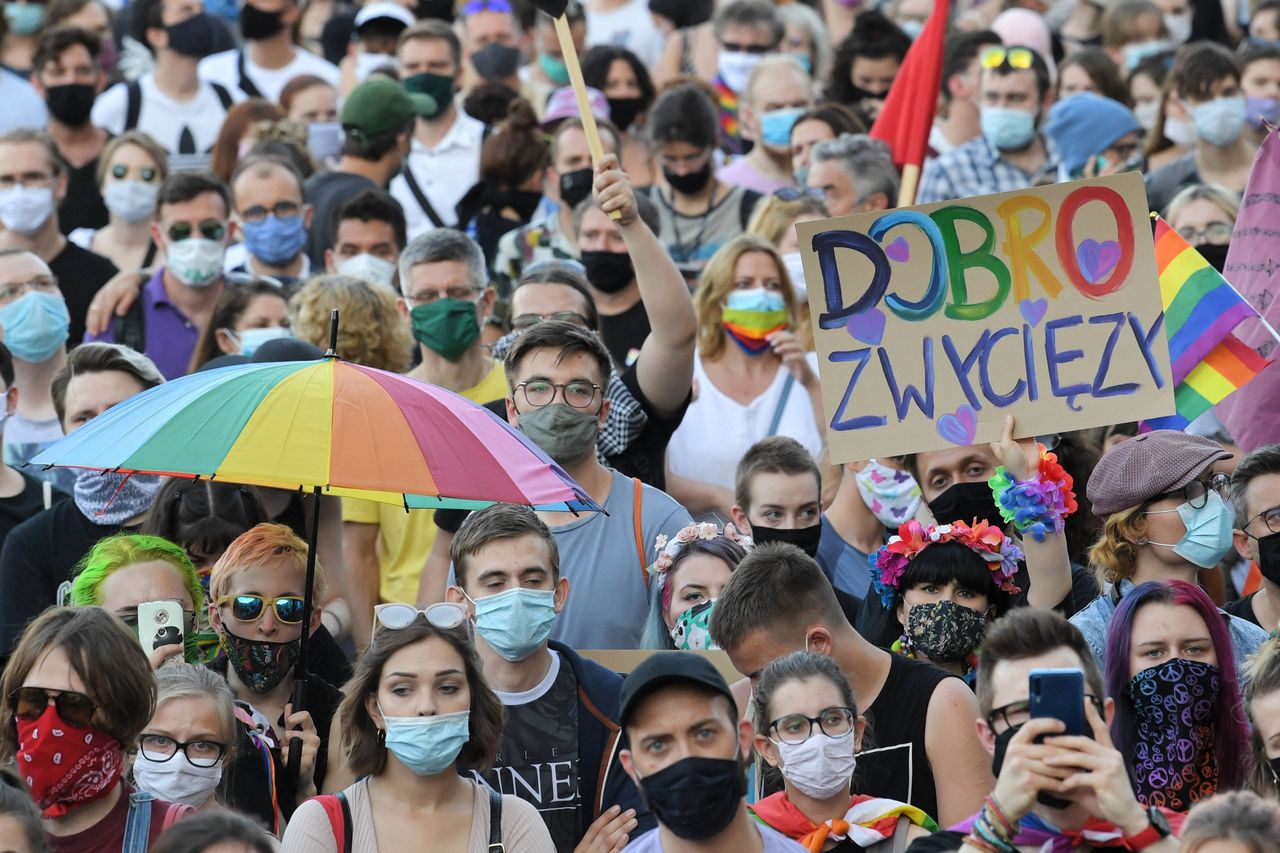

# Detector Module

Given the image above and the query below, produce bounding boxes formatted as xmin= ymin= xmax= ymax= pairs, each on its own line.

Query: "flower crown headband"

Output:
xmin=652 ymin=522 xmax=753 ymax=581
xmin=869 ymin=519 xmax=1023 ymax=609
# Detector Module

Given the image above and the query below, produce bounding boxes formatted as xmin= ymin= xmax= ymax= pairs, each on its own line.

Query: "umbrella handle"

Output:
xmin=284 ymin=676 xmax=307 ymax=793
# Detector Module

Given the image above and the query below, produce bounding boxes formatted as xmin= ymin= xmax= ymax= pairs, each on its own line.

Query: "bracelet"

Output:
xmin=988 ymin=446 xmax=1079 ymax=542
xmin=964 ymin=834 xmax=1004 ymax=853
xmin=973 ymin=816 xmax=1016 ymax=853
xmin=983 ymin=796 xmax=1016 ymax=839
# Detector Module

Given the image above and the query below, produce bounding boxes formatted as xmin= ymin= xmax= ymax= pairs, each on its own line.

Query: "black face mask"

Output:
xmin=928 ymin=481 xmax=1001 ymax=526
xmin=490 ymin=189 xmax=543 ymax=223
xmin=415 ymin=0 xmax=455 ymax=21
xmin=991 ymin=724 xmax=1075 ymax=810
xmin=239 ymin=2 xmax=285 ymax=40
xmin=166 ymin=12 xmax=217 ymax=58
xmin=847 ymin=82 xmax=889 ymax=104
xmin=1258 ymin=530 xmax=1280 ymax=585
xmin=663 ymin=160 xmax=713 ymax=196
xmin=638 ymin=755 xmax=745 ymax=840
xmin=606 ymin=96 xmax=645 ymax=131
xmin=45 ymin=83 xmax=96 ymax=127
xmin=750 ymin=523 xmax=822 ymax=559
xmin=581 ymin=250 xmax=635 ymax=294
xmin=1197 ymin=242 xmax=1229 ymax=273
xmin=558 ymin=167 xmax=594 ymax=209
xmin=471 ymin=43 xmax=521 ymax=80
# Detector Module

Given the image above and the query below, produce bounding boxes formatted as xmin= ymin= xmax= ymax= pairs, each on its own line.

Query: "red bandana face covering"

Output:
xmin=16 ymin=704 xmax=124 ymax=817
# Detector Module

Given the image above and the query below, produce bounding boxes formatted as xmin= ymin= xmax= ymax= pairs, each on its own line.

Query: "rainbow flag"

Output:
xmin=1154 ymin=216 xmax=1258 ymax=385
xmin=1144 ymin=334 xmax=1271 ymax=431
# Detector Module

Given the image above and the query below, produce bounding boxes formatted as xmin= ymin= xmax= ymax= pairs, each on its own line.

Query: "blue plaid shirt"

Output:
xmin=916 ymin=133 xmax=1061 ymax=204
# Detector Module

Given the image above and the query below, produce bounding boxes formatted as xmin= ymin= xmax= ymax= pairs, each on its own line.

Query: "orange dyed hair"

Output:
xmin=208 ymin=522 xmax=325 ymax=600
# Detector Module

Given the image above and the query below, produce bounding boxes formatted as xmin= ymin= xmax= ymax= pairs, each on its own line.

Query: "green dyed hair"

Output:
xmin=70 ymin=533 xmax=205 ymax=612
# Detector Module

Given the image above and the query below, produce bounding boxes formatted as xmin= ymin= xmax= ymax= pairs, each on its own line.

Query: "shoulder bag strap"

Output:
xmin=338 ymin=790 xmax=352 ymax=853
xmin=488 ymin=787 xmax=504 ymax=852
xmin=236 ymin=50 xmax=264 ymax=98
xmin=402 ymin=162 xmax=448 ymax=229
xmin=125 ymin=80 xmax=142 ymax=131
xmin=890 ymin=814 xmax=912 ymax=853
xmin=767 ymin=374 xmax=796 ymax=437
xmin=632 ymin=477 xmax=648 ymax=586
xmin=121 ymin=791 xmax=154 ymax=853
xmin=210 ymin=82 xmax=235 ymax=111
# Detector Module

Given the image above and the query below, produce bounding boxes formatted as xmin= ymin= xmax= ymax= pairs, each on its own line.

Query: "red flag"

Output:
xmin=870 ymin=0 xmax=950 ymax=205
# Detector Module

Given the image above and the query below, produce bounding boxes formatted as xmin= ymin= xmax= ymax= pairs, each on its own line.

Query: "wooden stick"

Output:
xmin=553 ymin=14 xmax=621 ymax=219
xmin=897 ymin=163 xmax=921 ymax=208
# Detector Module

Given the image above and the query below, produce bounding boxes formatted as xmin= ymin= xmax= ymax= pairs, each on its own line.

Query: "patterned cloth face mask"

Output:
xmin=669 ymin=598 xmax=717 ymax=650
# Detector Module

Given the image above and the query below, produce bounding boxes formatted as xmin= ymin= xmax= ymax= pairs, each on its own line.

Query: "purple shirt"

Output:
xmin=85 ymin=268 xmax=204 ymax=380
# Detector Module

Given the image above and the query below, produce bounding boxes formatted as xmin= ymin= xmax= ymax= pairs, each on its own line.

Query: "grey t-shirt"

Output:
xmin=550 ymin=469 xmax=690 ymax=649
xmin=625 ymin=822 xmax=806 ymax=852
xmin=5 ymin=415 xmax=77 ymax=493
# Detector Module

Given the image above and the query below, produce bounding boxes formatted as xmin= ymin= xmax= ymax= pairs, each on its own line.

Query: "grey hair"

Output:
xmin=1179 ymin=790 xmax=1280 ymax=853
xmin=397 ymin=228 xmax=488 ymax=296
xmin=776 ymin=3 xmax=832 ymax=81
xmin=750 ymin=650 xmax=857 ymax=736
xmin=811 ymin=133 xmax=899 ymax=207
xmin=154 ymin=664 xmax=239 ymax=763
xmin=1231 ymin=444 xmax=1280 ymax=527
xmin=713 ymin=0 xmax=784 ymax=46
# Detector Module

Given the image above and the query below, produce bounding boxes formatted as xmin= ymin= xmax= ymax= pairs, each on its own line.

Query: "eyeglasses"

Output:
xmin=511 ymin=311 xmax=591 ymax=332
xmin=720 ymin=41 xmax=773 ymax=54
xmin=0 ymin=275 xmax=58 ymax=303
xmin=0 ymin=171 xmax=55 ymax=190
xmin=980 ymin=46 xmax=1035 ymax=70
xmin=139 ymin=734 xmax=227 ymax=767
xmin=371 ymin=602 xmax=469 ymax=642
xmin=167 ymin=220 xmax=227 ymax=242
xmin=111 ymin=164 xmax=158 ymax=182
xmin=239 ymin=201 xmax=302 ymax=224
xmin=9 ymin=686 xmax=98 ymax=728
xmin=515 ymin=379 xmax=600 ymax=409
xmin=1246 ymin=506 xmax=1280 ymax=536
xmin=408 ymin=286 xmax=480 ymax=304
xmin=985 ymin=696 xmax=1105 ymax=732
xmin=767 ymin=706 xmax=856 ymax=745
xmin=216 ymin=594 xmax=306 ymax=625
xmin=1149 ymin=471 xmax=1232 ymax=510
xmin=773 ymin=187 xmax=826 ymax=202
xmin=1177 ymin=223 xmax=1232 ymax=246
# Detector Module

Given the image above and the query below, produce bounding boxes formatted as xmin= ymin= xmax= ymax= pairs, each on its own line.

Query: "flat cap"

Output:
xmin=1087 ymin=430 xmax=1231 ymax=516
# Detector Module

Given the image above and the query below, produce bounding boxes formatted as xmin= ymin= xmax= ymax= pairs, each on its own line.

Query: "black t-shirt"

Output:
xmin=59 ymin=156 xmax=109 ymax=236
xmin=1224 ymin=591 xmax=1260 ymax=628
xmin=0 ymin=471 xmax=63 ymax=554
xmin=304 ymin=170 xmax=378 ymax=267
xmin=472 ymin=654 xmax=581 ymax=852
xmin=598 ymin=300 xmax=650 ymax=370
xmin=51 ymin=239 xmax=119 ymax=345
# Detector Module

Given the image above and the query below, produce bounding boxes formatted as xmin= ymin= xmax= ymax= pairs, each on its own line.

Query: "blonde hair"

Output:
xmin=746 ymin=194 xmax=828 ymax=247
xmin=1245 ymin=635 xmax=1280 ymax=797
xmin=695 ymin=234 xmax=798 ymax=361
xmin=1087 ymin=505 xmax=1146 ymax=586
xmin=1165 ymin=183 xmax=1241 ymax=225
xmin=290 ymin=274 xmax=414 ymax=373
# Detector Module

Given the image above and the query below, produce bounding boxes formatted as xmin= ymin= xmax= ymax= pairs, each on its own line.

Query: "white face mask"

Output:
xmin=1133 ymin=100 xmax=1160 ymax=133
xmin=132 ymin=752 xmax=223 ymax=807
xmin=104 ymin=180 xmax=160 ymax=224
xmin=781 ymin=251 xmax=808 ymax=304
xmin=167 ymin=237 xmax=226 ymax=287
xmin=356 ymin=50 xmax=398 ymax=82
xmin=717 ymin=50 xmax=766 ymax=94
xmin=1165 ymin=12 xmax=1191 ymax=43
xmin=337 ymin=252 xmax=397 ymax=287
xmin=1163 ymin=115 xmax=1197 ymax=148
xmin=0 ymin=185 xmax=55 ymax=234
xmin=776 ymin=728 xmax=857 ymax=800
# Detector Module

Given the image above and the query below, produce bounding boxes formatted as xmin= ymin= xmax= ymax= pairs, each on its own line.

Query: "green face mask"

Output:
xmin=410 ymin=299 xmax=480 ymax=362
xmin=403 ymin=71 xmax=455 ymax=118
xmin=518 ymin=403 xmax=599 ymax=464
xmin=539 ymin=52 xmax=570 ymax=86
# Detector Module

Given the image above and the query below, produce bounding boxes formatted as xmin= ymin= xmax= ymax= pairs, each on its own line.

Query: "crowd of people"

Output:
xmin=0 ymin=0 xmax=1276 ymax=850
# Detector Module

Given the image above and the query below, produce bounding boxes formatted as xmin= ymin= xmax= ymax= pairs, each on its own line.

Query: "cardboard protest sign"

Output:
xmin=795 ymin=173 xmax=1174 ymax=463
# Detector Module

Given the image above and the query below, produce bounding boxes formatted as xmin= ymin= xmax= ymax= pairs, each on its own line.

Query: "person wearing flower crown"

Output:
xmin=640 ymin=521 xmax=753 ymax=650
xmin=870 ymin=519 xmax=1023 ymax=683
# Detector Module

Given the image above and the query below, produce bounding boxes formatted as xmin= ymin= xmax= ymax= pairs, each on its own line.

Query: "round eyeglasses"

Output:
xmin=767 ymin=706 xmax=856 ymax=745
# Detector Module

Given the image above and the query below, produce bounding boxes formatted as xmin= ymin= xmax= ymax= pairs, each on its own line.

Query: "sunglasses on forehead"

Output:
xmin=461 ymin=0 xmax=512 ymax=14
xmin=980 ymin=46 xmax=1036 ymax=71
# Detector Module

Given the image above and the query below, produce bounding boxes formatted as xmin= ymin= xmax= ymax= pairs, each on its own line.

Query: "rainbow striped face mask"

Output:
xmin=722 ymin=288 xmax=788 ymax=355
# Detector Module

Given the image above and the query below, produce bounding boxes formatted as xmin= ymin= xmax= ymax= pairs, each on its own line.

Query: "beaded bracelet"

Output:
xmin=988 ymin=446 xmax=1079 ymax=541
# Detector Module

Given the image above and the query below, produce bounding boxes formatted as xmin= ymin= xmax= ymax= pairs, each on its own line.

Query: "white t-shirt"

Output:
xmin=667 ymin=350 xmax=825 ymax=491
xmin=198 ymin=47 xmax=340 ymax=103
xmin=389 ymin=110 xmax=485 ymax=237
xmin=585 ymin=0 xmax=665 ymax=69
xmin=91 ymin=73 xmax=244 ymax=158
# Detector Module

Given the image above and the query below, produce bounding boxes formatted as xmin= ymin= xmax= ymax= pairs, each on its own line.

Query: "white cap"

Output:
xmin=355 ymin=2 xmax=415 ymax=30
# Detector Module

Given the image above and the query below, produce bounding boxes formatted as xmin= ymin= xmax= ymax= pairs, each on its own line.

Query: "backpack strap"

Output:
xmin=402 ymin=162 xmax=447 ymax=229
xmin=124 ymin=80 xmax=142 ymax=131
xmin=632 ymin=477 xmax=648 ymax=586
xmin=121 ymin=790 xmax=154 ymax=853
xmin=210 ymin=82 xmax=235 ymax=111
xmin=867 ymin=816 xmax=912 ymax=853
xmin=41 ymin=479 xmax=51 ymax=511
xmin=488 ymin=787 xmax=504 ymax=852
xmin=236 ymin=50 xmax=264 ymax=98
xmin=317 ymin=792 xmax=352 ymax=853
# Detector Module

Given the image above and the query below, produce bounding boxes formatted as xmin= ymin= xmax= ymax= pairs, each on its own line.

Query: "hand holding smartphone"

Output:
xmin=136 ymin=599 xmax=186 ymax=658
xmin=1029 ymin=668 xmax=1089 ymax=739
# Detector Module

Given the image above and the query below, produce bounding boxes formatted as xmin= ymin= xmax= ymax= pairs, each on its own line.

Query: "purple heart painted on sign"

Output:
xmin=1077 ymin=239 xmax=1122 ymax=284
xmin=846 ymin=307 xmax=886 ymax=345
xmin=936 ymin=404 xmax=978 ymax=445
xmin=885 ymin=235 xmax=910 ymax=262
xmin=1019 ymin=298 xmax=1048 ymax=327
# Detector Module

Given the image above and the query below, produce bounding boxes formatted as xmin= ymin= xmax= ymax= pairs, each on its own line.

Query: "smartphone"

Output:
xmin=137 ymin=600 xmax=185 ymax=655
xmin=1029 ymin=668 xmax=1088 ymax=738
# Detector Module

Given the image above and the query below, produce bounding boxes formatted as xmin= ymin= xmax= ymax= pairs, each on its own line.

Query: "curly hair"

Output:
xmin=1087 ymin=504 xmax=1146 ymax=586
xmin=290 ymin=274 xmax=413 ymax=373
xmin=69 ymin=532 xmax=205 ymax=612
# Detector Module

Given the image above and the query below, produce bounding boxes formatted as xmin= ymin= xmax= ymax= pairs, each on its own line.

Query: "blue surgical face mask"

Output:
xmin=725 ymin=288 xmax=786 ymax=313
xmin=240 ymin=213 xmax=308 ymax=267
xmin=466 ymin=587 xmax=557 ymax=662
xmin=789 ymin=52 xmax=812 ymax=74
xmin=898 ymin=19 xmax=924 ymax=40
xmin=980 ymin=106 xmax=1037 ymax=151
xmin=380 ymin=708 xmax=470 ymax=776
xmin=1124 ymin=39 xmax=1171 ymax=70
xmin=760 ymin=106 xmax=805 ymax=149
xmin=1190 ymin=96 xmax=1248 ymax=147
xmin=4 ymin=3 xmax=43 ymax=35
xmin=793 ymin=165 xmax=810 ymax=186
xmin=229 ymin=326 xmax=292 ymax=357
xmin=1143 ymin=490 xmax=1235 ymax=569
xmin=0 ymin=291 xmax=70 ymax=363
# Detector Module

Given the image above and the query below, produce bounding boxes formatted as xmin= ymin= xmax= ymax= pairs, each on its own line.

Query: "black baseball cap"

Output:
xmin=619 ymin=652 xmax=737 ymax=728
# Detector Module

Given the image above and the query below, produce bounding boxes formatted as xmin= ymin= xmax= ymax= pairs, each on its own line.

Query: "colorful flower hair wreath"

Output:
xmin=869 ymin=519 xmax=1023 ymax=609
xmin=988 ymin=446 xmax=1079 ymax=542
xmin=652 ymin=522 xmax=753 ymax=583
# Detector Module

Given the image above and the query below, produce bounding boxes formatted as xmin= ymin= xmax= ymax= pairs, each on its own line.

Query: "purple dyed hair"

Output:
xmin=659 ymin=536 xmax=748 ymax=611
xmin=1105 ymin=579 xmax=1249 ymax=795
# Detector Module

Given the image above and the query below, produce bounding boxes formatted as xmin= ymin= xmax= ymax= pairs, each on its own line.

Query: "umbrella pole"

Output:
xmin=285 ymin=485 xmax=323 ymax=792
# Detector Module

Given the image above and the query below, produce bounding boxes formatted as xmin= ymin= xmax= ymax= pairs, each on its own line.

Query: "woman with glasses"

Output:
xmin=207 ymin=523 xmax=348 ymax=829
xmin=280 ymin=605 xmax=554 ymax=852
xmin=0 ymin=607 xmax=194 ymax=850
xmin=1104 ymin=579 xmax=1250 ymax=813
xmin=69 ymin=533 xmax=205 ymax=671
xmin=1164 ymin=184 xmax=1239 ymax=274
xmin=666 ymin=234 xmax=824 ymax=519
xmin=69 ymin=132 xmax=169 ymax=274
xmin=747 ymin=651 xmax=936 ymax=850
xmin=1071 ymin=430 xmax=1269 ymax=671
